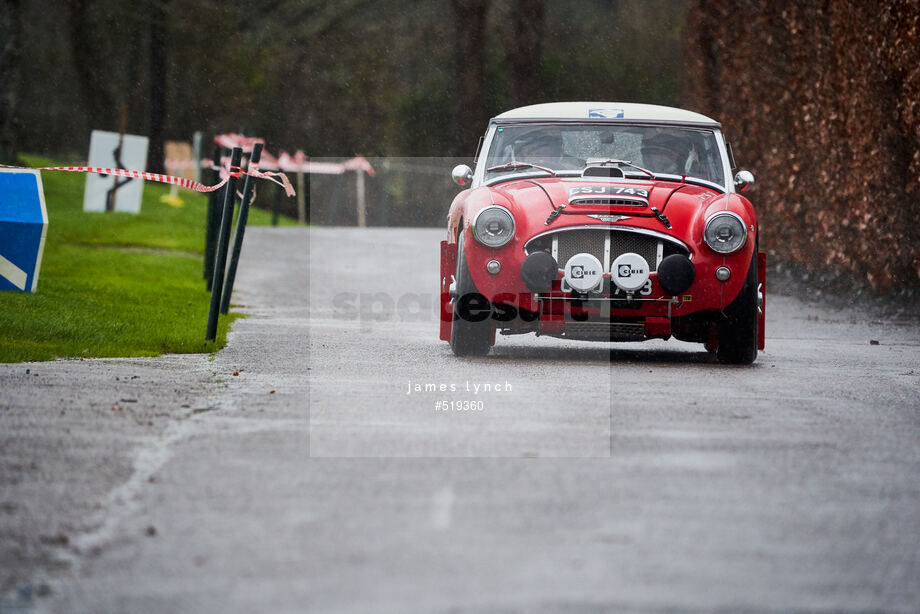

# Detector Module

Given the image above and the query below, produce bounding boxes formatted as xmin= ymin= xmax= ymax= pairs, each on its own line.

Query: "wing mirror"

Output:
xmin=451 ymin=164 xmax=473 ymax=187
xmin=734 ymin=170 xmax=754 ymax=193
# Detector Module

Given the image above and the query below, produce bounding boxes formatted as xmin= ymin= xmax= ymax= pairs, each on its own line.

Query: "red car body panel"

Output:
xmin=440 ymin=177 xmax=760 ymax=334
xmin=439 ymin=104 xmax=765 ymax=357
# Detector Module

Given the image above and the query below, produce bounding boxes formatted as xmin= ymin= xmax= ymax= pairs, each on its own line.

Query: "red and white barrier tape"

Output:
xmin=4 ymin=133 xmax=371 ymax=197
xmin=212 ymin=134 xmax=375 ymax=177
xmin=246 ymin=162 xmax=295 ymax=196
xmin=214 ymin=133 xmax=265 ymax=152
xmin=0 ymin=163 xmax=229 ymax=193
xmin=0 ymin=162 xmax=295 ymax=197
xmin=274 ymin=151 xmax=375 ymax=177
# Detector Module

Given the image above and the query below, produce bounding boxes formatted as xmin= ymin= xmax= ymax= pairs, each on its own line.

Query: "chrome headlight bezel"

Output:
xmin=704 ymin=211 xmax=748 ymax=254
xmin=472 ymin=205 xmax=515 ymax=248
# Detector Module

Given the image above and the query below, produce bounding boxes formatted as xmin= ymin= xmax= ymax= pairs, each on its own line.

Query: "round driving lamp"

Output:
xmin=473 ymin=206 xmax=515 ymax=248
xmin=704 ymin=212 xmax=747 ymax=254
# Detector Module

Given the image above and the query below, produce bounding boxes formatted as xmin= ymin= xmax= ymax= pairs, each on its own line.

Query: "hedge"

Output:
xmin=683 ymin=0 xmax=920 ymax=292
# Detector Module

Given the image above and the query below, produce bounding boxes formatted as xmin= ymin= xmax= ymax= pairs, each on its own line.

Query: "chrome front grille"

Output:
xmin=531 ymin=228 xmax=660 ymax=272
xmin=557 ymin=229 xmax=609 ymax=267
xmin=609 ymin=232 xmax=658 ymax=268
xmin=525 ymin=227 xmax=691 ymax=273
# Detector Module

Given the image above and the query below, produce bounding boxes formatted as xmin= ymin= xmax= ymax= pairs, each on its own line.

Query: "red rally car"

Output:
xmin=440 ymin=102 xmax=765 ymax=364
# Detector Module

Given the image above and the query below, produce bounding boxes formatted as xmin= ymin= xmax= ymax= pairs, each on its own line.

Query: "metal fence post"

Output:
xmin=192 ymin=131 xmax=202 ymax=183
xmin=356 ymin=168 xmax=366 ymax=227
xmin=204 ymin=146 xmax=223 ymax=288
xmin=220 ymin=143 xmax=262 ymax=315
xmin=206 ymin=146 xmax=242 ymax=341
xmin=296 ymin=171 xmax=306 ymax=224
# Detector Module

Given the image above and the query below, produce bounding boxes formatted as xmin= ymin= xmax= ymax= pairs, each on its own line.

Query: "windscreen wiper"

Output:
xmin=486 ymin=162 xmax=556 ymax=176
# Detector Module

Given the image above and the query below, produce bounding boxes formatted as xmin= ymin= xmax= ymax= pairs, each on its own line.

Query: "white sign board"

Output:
xmin=82 ymin=130 xmax=149 ymax=214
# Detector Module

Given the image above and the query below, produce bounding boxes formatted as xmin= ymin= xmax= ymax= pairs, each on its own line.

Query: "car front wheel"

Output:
xmin=450 ymin=233 xmax=492 ymax=357
xmin=716 ymin=249 xmax=759 ymax=365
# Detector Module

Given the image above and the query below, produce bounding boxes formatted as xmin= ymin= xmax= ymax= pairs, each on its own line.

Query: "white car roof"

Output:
xmin=493 ymin=102 xmax=718 ymax=125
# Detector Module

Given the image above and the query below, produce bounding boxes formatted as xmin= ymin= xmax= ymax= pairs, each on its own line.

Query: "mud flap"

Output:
xmin=758 ymin=251 xmax=766 ymax=350
xmin=440 ymin=240 xmax=456 ymax=342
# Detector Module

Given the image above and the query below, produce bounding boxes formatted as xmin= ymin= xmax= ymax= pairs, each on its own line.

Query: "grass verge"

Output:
xmin=0 ymin=155 xmax=295 ymax=363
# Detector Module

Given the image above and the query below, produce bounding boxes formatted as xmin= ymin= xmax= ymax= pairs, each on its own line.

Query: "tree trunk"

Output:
xmin=64 ymin=0 xmax=117 ymax=133
xmin=0 ymin=0 xmax=22 ymax=164
xmin=450 ymin=0 xmax=489 ymax=158
xmin=510 ymin=0 xmax=544 ymax=107
xmin=148 ymin=0 xmax=168 ymax=174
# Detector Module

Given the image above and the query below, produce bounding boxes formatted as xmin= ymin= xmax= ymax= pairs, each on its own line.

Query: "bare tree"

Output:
xmin=148 ymin=0 xmax=168 ymax=174
xmin=64 ymin=0 xmax=119 ymax=132
xmin=510 ymin=0 xmax=545 ymax=107
xmin=0 ymin=0 xmax=22 ymax=163
xmin=450 ymin=0 xmax=489 ymax=158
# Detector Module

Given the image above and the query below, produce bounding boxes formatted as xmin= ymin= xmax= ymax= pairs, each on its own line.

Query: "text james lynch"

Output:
xmin=407 ymin=380 xmax=513 ymax=395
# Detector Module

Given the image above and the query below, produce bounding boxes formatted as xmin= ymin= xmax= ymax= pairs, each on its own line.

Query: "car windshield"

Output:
xmin=484 ymin=124 xmax=726 ymax=186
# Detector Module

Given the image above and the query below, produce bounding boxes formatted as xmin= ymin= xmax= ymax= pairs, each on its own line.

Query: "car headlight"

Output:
xmin=704 ymin=212 xmax=747 ymax=254
xmin=472 ymin=206 xmax=515 ymax=248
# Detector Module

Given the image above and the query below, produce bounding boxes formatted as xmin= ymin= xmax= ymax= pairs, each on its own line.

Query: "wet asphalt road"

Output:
xmin=1 ymin=226 xmax=919 ymax=613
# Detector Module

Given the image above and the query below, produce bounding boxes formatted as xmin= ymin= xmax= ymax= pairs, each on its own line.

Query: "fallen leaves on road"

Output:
xmin=39 ymin=534 xmax=69 ymax=547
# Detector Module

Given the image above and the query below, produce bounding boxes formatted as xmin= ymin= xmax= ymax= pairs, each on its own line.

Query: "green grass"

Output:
xmin=0 ymin=154 xmax=297 ymax=363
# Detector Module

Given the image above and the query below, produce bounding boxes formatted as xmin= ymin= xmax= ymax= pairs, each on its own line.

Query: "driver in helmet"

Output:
xmin=514 ymin=129 xmax=587 ymax=170
xmin=515 ymin=131 xmax=564 ymax=168
xmin=640 ymin=132 xmax=692 ymax=175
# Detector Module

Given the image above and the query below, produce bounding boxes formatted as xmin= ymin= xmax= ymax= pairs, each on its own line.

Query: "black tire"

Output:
xmin=716 ymin=250 xmax=759 ymax=365
xmin=450 ymin=234 xmax=492 ymax=356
